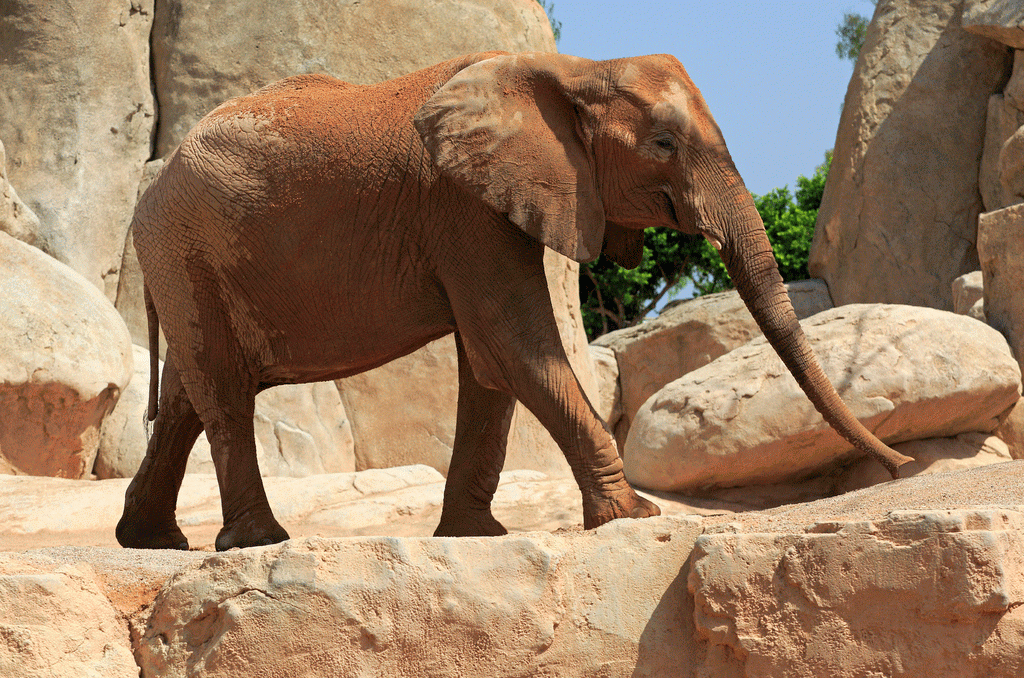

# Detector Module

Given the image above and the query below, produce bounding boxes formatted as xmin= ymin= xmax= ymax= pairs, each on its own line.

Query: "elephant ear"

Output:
xmin=414 ymin=53 xmax=606 ymax=263
xmin=602 ymin=222 xmax=645 ymax=269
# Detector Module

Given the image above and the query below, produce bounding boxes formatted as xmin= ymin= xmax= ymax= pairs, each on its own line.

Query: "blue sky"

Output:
xmin=551 ymin=1 xmax=877 ymax=196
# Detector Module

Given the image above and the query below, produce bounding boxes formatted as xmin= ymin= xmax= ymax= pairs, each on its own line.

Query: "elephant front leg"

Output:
xmin=468 ymin=327 xmax=659 ymax=530
xmin=447 ymin=247 xmax=660 ymax=531
xmin=434 ymin=333 xmax=516 ymax=537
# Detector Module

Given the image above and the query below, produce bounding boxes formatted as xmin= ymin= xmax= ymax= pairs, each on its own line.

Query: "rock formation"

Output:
xmin=809 ymin=0 xmax=1011 ymax=310
xmin=4 ymin=1 xmax=1024 ymax=675
xmin=594 ymin=279 xmax=832 ymax=445
xmin=0 ymin=232 xmax=133 ymax=478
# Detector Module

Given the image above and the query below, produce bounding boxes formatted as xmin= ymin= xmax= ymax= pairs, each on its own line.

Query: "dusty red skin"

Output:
xmin=116 ymin=52 xmax=909 ymax=551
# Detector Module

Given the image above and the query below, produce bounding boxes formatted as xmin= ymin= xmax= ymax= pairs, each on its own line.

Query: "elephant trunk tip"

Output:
xmin=874 ymin=443 xmax=915 ymax=480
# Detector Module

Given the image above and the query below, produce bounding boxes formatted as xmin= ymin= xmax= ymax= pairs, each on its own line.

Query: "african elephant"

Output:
xmin=116 ymin=51 xmax=912 ymax=551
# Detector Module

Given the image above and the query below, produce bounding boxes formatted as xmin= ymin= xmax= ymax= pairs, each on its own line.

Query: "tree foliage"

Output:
xmin=579 ymin=229 xmax=705 ymax=340
xmin=579 ymin=155 xmax=832 ymax=341
xmin=537 ymin=1 xmax=562 ymax=44
xmin=835 ymin=11 xmax=870 ymax=62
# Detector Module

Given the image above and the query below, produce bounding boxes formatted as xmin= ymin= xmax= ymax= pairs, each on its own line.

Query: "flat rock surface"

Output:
xmin=2 ymin=462 xmax=1022 ymax=677
xmin=0 ymin=466 xmax=709 ymax=551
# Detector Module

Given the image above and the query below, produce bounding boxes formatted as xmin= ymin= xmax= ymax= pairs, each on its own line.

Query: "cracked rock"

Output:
xmin=689 ymin=507 xmax=1024 ymax=677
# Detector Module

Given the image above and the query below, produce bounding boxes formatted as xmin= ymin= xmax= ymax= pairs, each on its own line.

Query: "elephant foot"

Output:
xmin=433 ymin=508 xmax=509 ymax=537
xmin=215 ymin=513 xmax=290 ymax=551
xmin=116 ymin=512 xmax=190 ymax=550
xmin=581 ymin=482 xmax=661 ymax=530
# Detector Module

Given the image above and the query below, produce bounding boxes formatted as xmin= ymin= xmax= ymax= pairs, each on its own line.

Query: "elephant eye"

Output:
xmin=653 ymin=134 xmax=677 ymax=154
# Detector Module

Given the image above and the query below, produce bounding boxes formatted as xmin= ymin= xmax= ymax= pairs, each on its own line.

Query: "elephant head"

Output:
xmin=415 ymin=52 xmax=912 ymax=477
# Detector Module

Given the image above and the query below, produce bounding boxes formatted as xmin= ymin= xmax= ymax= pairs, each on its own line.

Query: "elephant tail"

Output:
xmin=144 ymin=283 xmax=160 ymax=421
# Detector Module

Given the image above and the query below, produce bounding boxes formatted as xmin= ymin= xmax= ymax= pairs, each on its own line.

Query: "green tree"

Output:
xmin=538 ymin=1 xmax=562 ymax=44
xmin=835 ymin=8 xmax=873 ymax=63
xmin=579 ymin=155 xmax=832 ymax=341
xmin=579 ymin=229 xmax=705 ymax=339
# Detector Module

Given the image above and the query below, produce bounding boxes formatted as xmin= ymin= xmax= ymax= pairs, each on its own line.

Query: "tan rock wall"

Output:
xmin=6 ymin=463 xmax=1024 ymax=677
xmin=809 ymin=0 xmax=1011 ymax=309
xmin=0 ymin=0 xmax=156 ymax=300
xmin=691 ymin=509 xmax=1024 ymax=678
xmin=151 ymin=0 xmax=557 ymax=156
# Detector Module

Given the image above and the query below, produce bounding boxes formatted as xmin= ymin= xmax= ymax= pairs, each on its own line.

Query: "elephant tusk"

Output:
xmin=705 ymin=234 xmax=722 ymax=251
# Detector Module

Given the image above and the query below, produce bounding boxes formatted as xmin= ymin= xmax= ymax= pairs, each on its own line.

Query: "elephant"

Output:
xmin=116 ymin=51 xmax=913 ymax=551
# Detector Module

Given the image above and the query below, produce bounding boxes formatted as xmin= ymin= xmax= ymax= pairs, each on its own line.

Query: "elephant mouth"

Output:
xmin=661 ymin=188 xmax=680 ymax=226
xmin=661 ymin=187 xmax=716 ymax=247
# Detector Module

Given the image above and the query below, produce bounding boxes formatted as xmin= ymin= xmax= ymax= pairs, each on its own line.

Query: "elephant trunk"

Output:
xmin=715 ymin=192 xmax=913 ymax=478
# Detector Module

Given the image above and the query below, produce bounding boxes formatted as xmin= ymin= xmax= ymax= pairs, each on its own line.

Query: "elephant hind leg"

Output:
xmin=183 ymin=355 xmax=289 ymax=552
xmin=117 ymin=359 xmax=202 ymax=550
xmin=434 ymin=332 xmax=515 ymax=537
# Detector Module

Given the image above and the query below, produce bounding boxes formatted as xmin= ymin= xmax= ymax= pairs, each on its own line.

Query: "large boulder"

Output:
xmin=809 ymin=0 xmax=1011 ymax=310
xmin=0 ymin=0 xmax=156 ymax=300
xmin=689 ymin=502 xmax=1024 ymax=678
xmin=624 ymin=305 xmax=1022 ymax=492
xmin=0 ymin=232 xmax=133 ymax=478
xmin=151 ymin=0 xmax=557 ymax=156
xmin=593 ymin=280 xmax=832 ymax=444
xmin=134 ymin=518 xmax=704 ymax=678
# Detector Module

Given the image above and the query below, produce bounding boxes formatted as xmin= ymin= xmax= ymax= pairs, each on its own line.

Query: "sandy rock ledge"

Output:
xmin=1 ymin=462 xmax=1022 ymax=677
